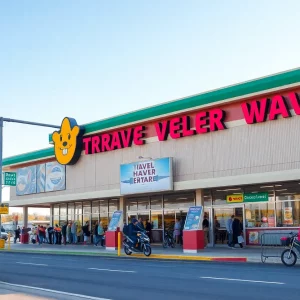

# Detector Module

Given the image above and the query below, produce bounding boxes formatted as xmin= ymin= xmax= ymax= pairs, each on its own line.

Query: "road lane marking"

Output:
xmin=88 ymin=268 xmax=136 ymax=273
xmin=200 ymin=277 xmax=285 ymax=285
xmin=16 ymin=262 xmax=48 ymax=266
xmin=0 ymin=281 xmax=111 ymax=300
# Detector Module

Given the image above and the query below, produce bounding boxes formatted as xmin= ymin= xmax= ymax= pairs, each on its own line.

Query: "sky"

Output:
xmin=1 ymin=0 xmax=300 ymax=207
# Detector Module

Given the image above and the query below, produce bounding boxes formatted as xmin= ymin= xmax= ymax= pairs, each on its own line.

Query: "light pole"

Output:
xmin=0 ymin=117 xmax=60 ymax=229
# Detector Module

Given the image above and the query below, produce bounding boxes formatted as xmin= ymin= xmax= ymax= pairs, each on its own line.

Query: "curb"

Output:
xmin=0 ymin=249 xmax=248 ymax=263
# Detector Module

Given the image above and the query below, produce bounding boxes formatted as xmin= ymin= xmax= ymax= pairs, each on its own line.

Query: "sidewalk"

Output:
xmin=0 ymin=242 xmax=280 ymax=264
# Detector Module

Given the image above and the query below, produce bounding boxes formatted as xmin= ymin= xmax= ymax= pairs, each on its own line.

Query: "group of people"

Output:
xmin=25 ymin=221 xmax=106 ymax=246
xmin=202 ymin=213 xmax=244 ymax=248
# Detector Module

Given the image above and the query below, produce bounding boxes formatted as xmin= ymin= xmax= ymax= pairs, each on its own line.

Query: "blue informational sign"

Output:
xmin=108 ymin=210 xmax=123 ymax=231
xmin=184 ymin=206 xmax=203 ymax=230
xmin=120 ymin=157 xmax=173 ymax=195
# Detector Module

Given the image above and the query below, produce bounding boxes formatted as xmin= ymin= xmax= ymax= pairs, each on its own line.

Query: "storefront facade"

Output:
xmin=4 ymin=68 xmax=300 ymax=245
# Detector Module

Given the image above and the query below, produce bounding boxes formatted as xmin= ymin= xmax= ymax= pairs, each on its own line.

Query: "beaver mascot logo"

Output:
xmin=52 ymin=118 xmax=84 ymax=165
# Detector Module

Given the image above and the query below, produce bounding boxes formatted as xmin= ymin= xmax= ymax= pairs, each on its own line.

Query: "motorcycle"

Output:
xmin=123 ymin=231 xmax=152 ymax=257
xmin=280 ymin=232 xmax=300 ymax=266
xmin=163 ymin=230 xmax=175 ymax=248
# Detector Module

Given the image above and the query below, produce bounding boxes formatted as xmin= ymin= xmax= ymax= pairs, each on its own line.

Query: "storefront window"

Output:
xmin=109 ymin=199 xmax=119 ymax=212
xmin=83 ymin=215 xmax=90 ymax=226
xmin=75 ymin=202 xmax=82 ymax=215
xmin=245 ymin=203 xmax=275 ymax=228
xmin=126 ymin=199 xmax=137 ymax=211
xmin=83 ymin=201 xmax=91 ymax=214
xmin=150 ymin=211 xmax=163 ymax=229
xmin=137 ymin=211 xmax=149 ymax=225
xmin=164 ymin=193 xmax=194 ymax=209
xmin=204 ymin=190 xmax=212 ymax=207
xmin=92 ymin=201 xmax=100 ymax=214
xmin=276 ymin=201 xmax=300 ymax=227
xmin=53 ymin=205 xmax=59 ymax=215
xmin=150 ymin=196 xmax=162 ymax=210
xmin=60 ymin=205 xmax=67 ymax=216
xmin=68 ymin=203 xmax=75 ymax=215
xmin=164 ymin=210 xmax=175 ymax=230
xmin=138 ymin=197 xmax=150 ymax=210
xmin=100 ymin=200 xmax=108 ymax=213
xmin=67 ymin=215 xmax=74 ymax=222
xmin=59 ymin=215 xmax=67 ymax=226
xmin=53 ymin=216 xmax=59 ymax=226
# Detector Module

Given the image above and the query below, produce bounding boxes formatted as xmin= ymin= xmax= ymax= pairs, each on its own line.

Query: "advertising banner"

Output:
xmin=120 ymin=157 xmax=173 ymax=195
xmin=16 ymin=166 xmax=37 ymax=196
xmin=108 ymin=211 xmax=123 ymax=231
xmin=283 ymin=207 xmax=293 ymax=225
xmin=3 ymin=172 xmax=16 ymax=186
xmin=0 ymin=203 xmax=9 ymax=214
xmin=184 ymin=206 xmax=203 ymax=230
xmin=45 ymin=162 xmax=66 ymax=192
xmin=226 ymin=194 xmax=244 ymax=203
xmin=226 ymin=193 xmax=269 ymax=203
xmin=37 ymin=164 xmax=46 ymax=193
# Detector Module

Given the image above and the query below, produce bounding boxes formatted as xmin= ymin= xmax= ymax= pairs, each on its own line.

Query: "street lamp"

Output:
xmin=0 ymin=117 xmax=60 ymax=228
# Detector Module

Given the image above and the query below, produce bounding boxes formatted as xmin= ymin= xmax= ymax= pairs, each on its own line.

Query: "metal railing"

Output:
xmin=261 ymin=231 xmax=298 ymax=263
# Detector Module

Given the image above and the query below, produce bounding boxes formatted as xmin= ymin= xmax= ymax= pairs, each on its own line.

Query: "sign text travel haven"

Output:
xmin=82 ymin=92 xmax=300 ymax=155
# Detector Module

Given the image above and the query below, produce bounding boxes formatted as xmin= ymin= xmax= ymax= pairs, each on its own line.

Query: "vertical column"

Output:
xmin=119 ymin=196 xmax=126 ymax=222
xmin=50 ymin=204 xmax=53 ymax=227
xmin=23 ymin=206 xmax=28 ymax=228
xmin=195 ymin=189 xmax=204 ymax=206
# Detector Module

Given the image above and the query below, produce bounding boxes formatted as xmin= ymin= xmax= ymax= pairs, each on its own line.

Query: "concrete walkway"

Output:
xmin=0 ymin=242 xmax=282 ymax=263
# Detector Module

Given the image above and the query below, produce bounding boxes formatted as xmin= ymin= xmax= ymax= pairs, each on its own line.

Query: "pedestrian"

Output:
xmin=97 ymin=221 xmax=105 ymax=247
xmin=71 ymin=221 xmax=77 ymax=244
xmin=82 ymin=221 xmax=90 ymax=245
xmin=47 ymin=225 xmax=54 ymax=244
xmin=232 ymin=217 xmax=243 ymax=248
xmin=226 ymin=215 xmax=234 ymax=248
xmin=174 ymin=218 xmax=181 ymax=244
xmin=54 ymin=224 xmax=62 ymax=245
xmin=67 ymin=223 xmax=72 ymax=243
xmin=77 ymin=223 xmax=82 ymax=243
xmin=202 ymin=213 xmax=209 ymax=248
xmin=45 ymin=226 xmax=49 ymax=244
xmin=62 ymin=222 xmax=67 ymax=245
xmin=14 ymin=226 xmax=20 ymax=244
xmin=93 ymin=221 xmax=99 ymax=246
xmin=38 ymin=226 xmax=46 ymax=245
xmin=145 ymin=219 xmax=152 ymax=242
xmin=138 ymin=217 xmax=145 ymax=230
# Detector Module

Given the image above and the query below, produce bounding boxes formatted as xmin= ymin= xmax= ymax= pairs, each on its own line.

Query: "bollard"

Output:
xmin=118 ymin=232 xmax=121 ymax=256
xmin=7 ymin=233 xmax=10 ymax=251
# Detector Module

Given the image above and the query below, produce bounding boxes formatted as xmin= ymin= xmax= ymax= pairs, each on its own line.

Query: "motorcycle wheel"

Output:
xmin=163 ymin=239 xmax=168 ymax=248
xmin=281 ymin=249 xmax=297 ymax=267
xmin=143 ymin=245 xmax=152 ymax=257
xmin=124 ymin=246 xmax=132 ymax=256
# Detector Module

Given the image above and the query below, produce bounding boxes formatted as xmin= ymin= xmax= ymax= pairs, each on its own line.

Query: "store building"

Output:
xmin=4 ymin=68 xmax=300 ymax=246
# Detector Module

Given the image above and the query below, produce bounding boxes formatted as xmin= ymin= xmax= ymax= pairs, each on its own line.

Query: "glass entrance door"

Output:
xmin=204 ymin=208 xmax=213 ymax=247
xmin=213 ymin=206 xmax=244 ymax=245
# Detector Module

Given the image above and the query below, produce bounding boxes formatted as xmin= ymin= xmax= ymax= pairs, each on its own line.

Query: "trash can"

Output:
xmin=0 ymin=239 xmax=5 ymax=249
xmin=20 ymin=233 xmax=29 ymax=244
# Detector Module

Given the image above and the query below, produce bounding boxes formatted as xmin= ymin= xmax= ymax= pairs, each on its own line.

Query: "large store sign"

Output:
xmin=120 ymin=157 xmax=173 ymax=195
xmin=52 ymin=92 xmax=300 ymax=165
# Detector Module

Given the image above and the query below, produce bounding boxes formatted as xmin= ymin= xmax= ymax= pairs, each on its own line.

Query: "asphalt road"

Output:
xmin=0 ymin=252 xmax=299 ymax=300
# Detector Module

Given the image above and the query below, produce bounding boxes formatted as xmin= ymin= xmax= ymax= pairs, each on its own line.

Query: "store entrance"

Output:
xmin=212 ymin=206 xmax=244 ymax=246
